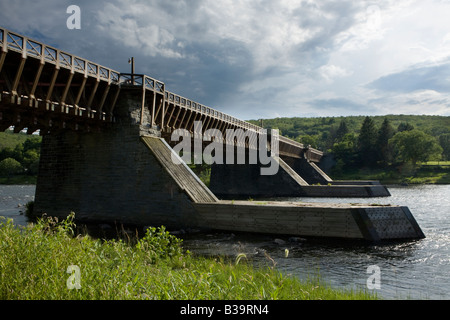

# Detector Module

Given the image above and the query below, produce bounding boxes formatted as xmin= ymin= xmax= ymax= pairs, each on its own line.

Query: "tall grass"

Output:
xmin=0 ymin=214 xmax=377 ymax=300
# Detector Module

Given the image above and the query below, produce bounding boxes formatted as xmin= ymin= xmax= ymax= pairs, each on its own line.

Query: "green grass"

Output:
xmin=0 ymin=213 xmax=377 ymax=300
xmin=421 ymin=161 xmax=450 ymax=166
xmin=0 ymin=130 xmax=40 ymax=149
xmin=332 ymin=164 xmax=450 ymax=185
xmin=0 ymin=174 xmax=37 ymax=185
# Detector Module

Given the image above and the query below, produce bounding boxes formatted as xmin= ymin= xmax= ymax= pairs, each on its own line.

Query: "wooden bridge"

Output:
xmin=0 ymin=26 xmax=321 ymax=162
xmin=0 ymin=27 xmax=425 ymax=241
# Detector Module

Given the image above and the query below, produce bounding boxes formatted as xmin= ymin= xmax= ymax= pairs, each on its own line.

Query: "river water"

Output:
xmin=1 ymin=184 xmax=449 ymax=300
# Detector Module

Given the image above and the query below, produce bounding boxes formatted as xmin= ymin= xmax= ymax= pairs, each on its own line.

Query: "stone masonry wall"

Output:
xmin=33 ymin=90 xmax=198 ymax=229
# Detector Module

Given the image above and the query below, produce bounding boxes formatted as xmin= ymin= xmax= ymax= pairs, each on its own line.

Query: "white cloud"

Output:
xmin=97 ymin=2 xmax=185 ymax=59
xmin=319 ymin=64 xmax=353 ymax=83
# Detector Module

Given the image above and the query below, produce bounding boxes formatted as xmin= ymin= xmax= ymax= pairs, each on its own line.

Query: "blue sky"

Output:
xmin=1 ymin=0 xmax=450 ymax=120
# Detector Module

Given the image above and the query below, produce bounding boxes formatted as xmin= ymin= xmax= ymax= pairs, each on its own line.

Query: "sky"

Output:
xmin=1 ymin=0 xmax=450 ymax=121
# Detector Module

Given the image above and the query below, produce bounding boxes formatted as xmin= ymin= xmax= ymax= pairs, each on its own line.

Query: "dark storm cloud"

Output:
xmin=1 ymin=0 xmax=449 ymax=118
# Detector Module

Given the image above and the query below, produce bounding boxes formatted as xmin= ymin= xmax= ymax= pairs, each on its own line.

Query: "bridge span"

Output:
xmin=1 ymin=27 xmax=425 ymax=241
xmin=0 ymin=27 xmax=320 ymax=161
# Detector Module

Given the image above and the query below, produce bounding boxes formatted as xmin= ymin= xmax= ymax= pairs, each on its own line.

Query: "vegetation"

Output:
xmin=250 ymin=115 xmax=449 ymax=184
xmin=1 ymin=115 xmax=449 ymax=185
xmin=0 ymin=130 xmax=41 ymax=184
xmin=0 ymin=214 xmax=376 ymax=300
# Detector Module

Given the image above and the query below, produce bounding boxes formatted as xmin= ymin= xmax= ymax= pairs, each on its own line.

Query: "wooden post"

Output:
xmin=60 ymin=71 xmax=74 ymax=106
xmin=46 ymin=67 xmax=59 ymax=102
xmin=151 ymin=91 xmax=156 ymax=126
xmin=0 ymin=51 xmax=6 ymax=74
xmin=11 ymin=57 xmax=26 ymax=96
xmin=74 ymin=76 xmax=87 ymax=107
xmin=30 ymin=62 xmax=44 ymax=100
xmin=140 ymin=86 xmax=146 ymax=125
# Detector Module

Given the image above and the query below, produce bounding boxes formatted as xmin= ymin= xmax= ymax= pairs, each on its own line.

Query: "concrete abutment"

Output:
xmin=209 ymin=156 xmax=391 ymax=199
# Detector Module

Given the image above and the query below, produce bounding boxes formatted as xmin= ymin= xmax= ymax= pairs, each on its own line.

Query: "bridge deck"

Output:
xmin=0 ymin=26 xmax=323 ymax=162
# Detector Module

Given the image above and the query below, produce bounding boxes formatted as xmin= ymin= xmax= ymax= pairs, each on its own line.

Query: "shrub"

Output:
xmin=0 ymin=157 xmax=23 ymax=176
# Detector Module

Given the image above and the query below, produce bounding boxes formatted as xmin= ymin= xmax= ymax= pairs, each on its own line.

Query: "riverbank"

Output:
xmin=0 ymin=213 xmax=376 ymax=300
xmin=331 ymin=163 xmax=450 ymax=185
xmin=0 ymin=175 xmax=37 ymax=185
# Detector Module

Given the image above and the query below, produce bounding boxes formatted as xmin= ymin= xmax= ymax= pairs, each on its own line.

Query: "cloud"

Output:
xmin=319 ymin=64 xmax=353 ymax=83
xmin=369 ymin=60 xmax=450 ymax=93
xmin=1 ymin=0 xmax=450 ymax=119
xmin=308 ymin=98 xmax=368 ymax=113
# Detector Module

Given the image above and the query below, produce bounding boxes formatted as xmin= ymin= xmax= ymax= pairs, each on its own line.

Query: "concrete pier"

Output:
xmin=194 ymin=201 xmax=425 ymax=241
xmin=210 ymin=160 xmax=391 ymax=199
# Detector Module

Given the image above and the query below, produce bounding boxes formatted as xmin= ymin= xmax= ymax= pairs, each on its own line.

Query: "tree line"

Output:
xmin=0 ymin=134 xmax=41 ymax=178
xmin=0 ymin=114 xmax=449 ymax=180
xmin=330 ymin=117 xmax=445 ymax=173
xmin=249 ymin=115 xmax=449 ymax=173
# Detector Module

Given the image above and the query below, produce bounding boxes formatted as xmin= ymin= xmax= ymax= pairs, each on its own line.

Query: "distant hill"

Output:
xmin=248 ymin=115 xmax=449 ymax=151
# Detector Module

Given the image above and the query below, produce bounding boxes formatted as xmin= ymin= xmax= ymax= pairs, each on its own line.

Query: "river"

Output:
xmin=1 ymin=184 xmax=449 ymax=300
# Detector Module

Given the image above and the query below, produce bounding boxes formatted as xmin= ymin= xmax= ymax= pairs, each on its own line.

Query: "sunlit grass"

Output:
xmin=0 ymin=214 xmax=377 ymax=300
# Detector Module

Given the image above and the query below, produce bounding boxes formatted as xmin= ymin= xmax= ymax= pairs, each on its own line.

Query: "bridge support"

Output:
xmin=33 ymin=127 xmax=204 ymax=229
xmin=210 ymin=155 xmax=391 ymax=199
xmin=281 ymin=157 xmax=333 ymax=185
xmin=209 ymin=156 xmax=307 ymax=199
xmin=33 ymin=90 xmax=214 ymax=229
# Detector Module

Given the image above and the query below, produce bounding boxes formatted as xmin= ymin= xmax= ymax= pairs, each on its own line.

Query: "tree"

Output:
xmin=439 ymin=133 xmax=450 ymax=161
xmin=377 ymin=118 xmax=395 ymax=166
xmin=0 ymin=158 xmax=23 ymax=177
xmin=389 ymin=130 xmax=443 ymax=166
xmin=397 ymin=122 xmax=414 ymax=132
xmin=299 ymin=135 xmax=318 ymax=148
xmin=331 ymin=133 xmax=357 ymax=167
xmin=335 ymin=119 xmax=349 ymax=142
xmin=357 ymin=116 xmax=378 ymax=166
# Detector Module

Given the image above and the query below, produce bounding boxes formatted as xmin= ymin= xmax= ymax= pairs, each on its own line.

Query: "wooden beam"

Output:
xmin=154 ymin=97 xmax=163 ymax=121
xmin=0 ymin=51 xmax=6 ymax=74
xmin=87 ymin=79 xmax=99 ymax=111
xmin=171 ymin=106 xmax=182 ymax=128
xmin=189 ymin=112 xmax=201 ymax=132
xmin=30 ymin=62 xmax=44 ymax=99
xmin=166 ymin=103 xmax=176 ymax=128
xmin=151 ymin=91 xmax=156 ymax=126
xmin=108 ymin=85 xmax=121 ymax=120
xmin=74 ymin=76 xmax=87 ymax=106
xmin=140 ymin=87 xmax=146 ymax=125
xmin=46 ymin=67 xmax=59 ymax=102
xmin=178 ymin=108 xmax=188 ymax=128
xmin=161 ymin=93 xmax=166 ymax=130
xmin=11 ymin=57 xmax=26 ymax=96
xmin=60 ymin=71 xmax=74 ymax=106
xmin=183 ymin=110 xmax=194 ymax=132
xmin=98 ymin=84 xmax=111 ymax=114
